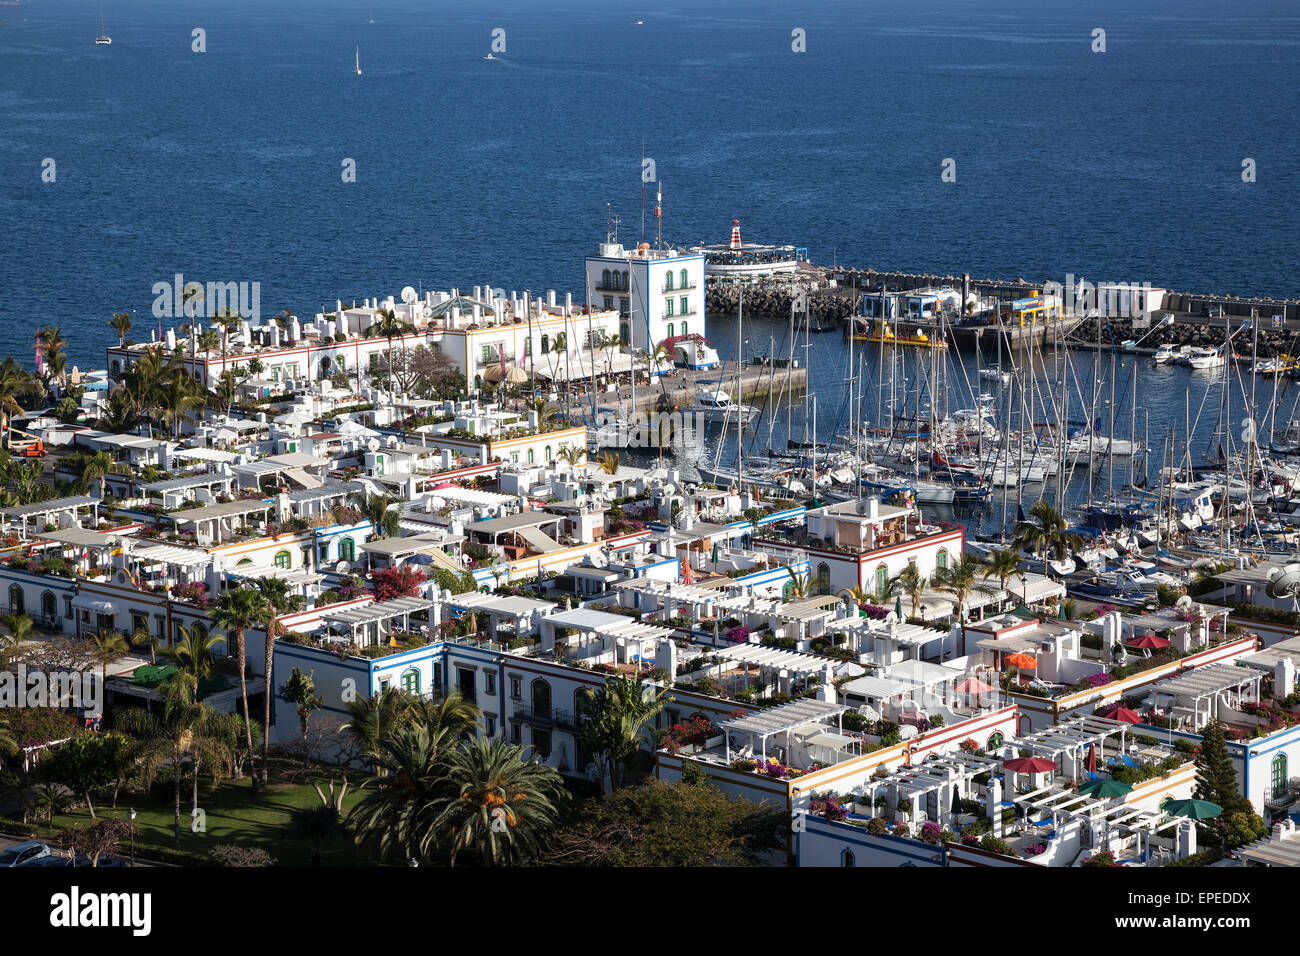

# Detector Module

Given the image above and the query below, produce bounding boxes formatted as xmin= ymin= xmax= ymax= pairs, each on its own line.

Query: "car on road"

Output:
xmin=0 ymin=841 xmax=50 ymax=867
xmin=1201 ymin=304 xmax=1226 ymax=318
xmin=18 ymin=852 xmax=128 ymax=868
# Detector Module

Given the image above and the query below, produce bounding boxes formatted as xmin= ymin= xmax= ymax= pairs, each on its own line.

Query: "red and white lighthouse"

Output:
xmin=728 ymin=219 xmax=742 ymax=251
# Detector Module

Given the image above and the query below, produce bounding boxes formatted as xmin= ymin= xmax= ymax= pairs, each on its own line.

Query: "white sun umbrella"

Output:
xmin=277 ymin=410 xmax=314 ymax=427
xmin=857 ymin=703 xmax=881 ymax=722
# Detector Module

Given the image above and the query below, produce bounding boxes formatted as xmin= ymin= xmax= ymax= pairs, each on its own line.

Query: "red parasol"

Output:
xmin=1125 ymin=633 xmax=1171 ymax=650
xmin=1087 ymin=742 xmax=1097 ymax=774
xmin=1003 ymin=756 xmax=1057 ymax=774
xmin=1095 ymin=703 xmax=1143 ymax=724
xmin=1005 ymin=653 xmax=1037 ymax=670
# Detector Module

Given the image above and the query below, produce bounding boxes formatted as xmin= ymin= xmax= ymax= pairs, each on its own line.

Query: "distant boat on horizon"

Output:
xmin=95 ymin=6 xmax=111 ymax=44
xmin=369 ymin=10 xmax=374 ymax=24
xmin=355 ymin=46 xmax=362 ymax=75
xmin=484 ymin=53 xmax=495 ymax=60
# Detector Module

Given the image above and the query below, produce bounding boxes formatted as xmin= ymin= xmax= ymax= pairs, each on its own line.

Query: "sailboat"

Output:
xmin=95 ymin=6 xmax=111 ymax=44
xmin=369 ymin=10 xmax=375 ymax=24
xmin=354 ymin=47 xmax=362 ymax=75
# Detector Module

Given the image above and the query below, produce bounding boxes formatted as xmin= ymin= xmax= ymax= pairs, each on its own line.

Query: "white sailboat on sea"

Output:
xmin=355 ymin=47 xmax=362 ymax=75
xmin=95 ymin=6 xmax=111 ymax=44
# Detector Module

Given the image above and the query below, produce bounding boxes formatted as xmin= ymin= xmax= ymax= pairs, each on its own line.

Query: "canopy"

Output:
xmin=1126 ymin=633 xmax=1171 ymax=650
xmin=954 ymin=677 xmax=993 ymax=694
xmin=484 ymin=364 xmax=529 ymax=384
xmin=1095 ymin=703 xmax=1143 ymax=724
xmin=1003 ymin=756 xmax=1056 ymax=774
xmin=1164 ymin=798 xmax=1222 ymax=820
xmin=1005 ymin=653 xmax=1037 ymax=670
xmin=1078 ymin=779 xmax=1133 ymax=798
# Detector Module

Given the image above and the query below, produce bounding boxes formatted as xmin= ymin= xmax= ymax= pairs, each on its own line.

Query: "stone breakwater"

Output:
xmin=1073 ymin=317 xmax=1295 ymax=358
xmin=704 ymin=281 xmax=855 ymax=320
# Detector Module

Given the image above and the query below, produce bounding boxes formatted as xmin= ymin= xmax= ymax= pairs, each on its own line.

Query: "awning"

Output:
xmin=73 ymin=596 xmax=116 ymax=614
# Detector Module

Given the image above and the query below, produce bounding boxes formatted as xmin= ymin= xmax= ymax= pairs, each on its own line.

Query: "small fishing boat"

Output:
xmin=1152 ymin=343 xmax=1179 ymax=364
xmin=355 ymin=47 xmax=362 ymax=75
xmin=95 ymin=6 xmax=111 ymax=43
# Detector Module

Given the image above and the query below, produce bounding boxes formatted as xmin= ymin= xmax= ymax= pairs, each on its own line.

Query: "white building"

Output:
xmin=584 ymin=240 xmax=705 ymax=351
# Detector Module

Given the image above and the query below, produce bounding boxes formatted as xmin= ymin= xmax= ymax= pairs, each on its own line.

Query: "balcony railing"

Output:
xmin=511 ymin=701 xmax=580 ymax=730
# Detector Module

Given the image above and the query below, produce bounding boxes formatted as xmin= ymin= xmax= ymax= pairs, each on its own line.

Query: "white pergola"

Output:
xmin=1144 ymin=664 xmax=1264 ymax=731
xmin=721 ymin=698 xmax=847 ymax=764
xmin=321 ymin=597 xmax=435 ymax=646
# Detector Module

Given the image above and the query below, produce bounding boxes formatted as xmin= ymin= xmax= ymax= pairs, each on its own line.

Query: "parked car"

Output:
xmin=1202 ymin=304 xmax=1226 ymax=318
xmin=0 ymin=841 xmax=50 ymax=867
xmin=18 ymin=852 xmax=126 ymax=868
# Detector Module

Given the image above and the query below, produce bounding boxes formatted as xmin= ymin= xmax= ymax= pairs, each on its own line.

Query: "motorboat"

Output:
xmin=685 ymin=383 xmax=759 ymax=426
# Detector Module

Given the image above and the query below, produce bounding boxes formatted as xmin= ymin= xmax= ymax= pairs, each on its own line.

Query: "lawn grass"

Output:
xmin=47 ymin=770 xmax=367 ymax=866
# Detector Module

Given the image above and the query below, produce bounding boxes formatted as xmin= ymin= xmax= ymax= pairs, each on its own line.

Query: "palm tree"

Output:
xmin=156 ymin=366 xmax=204 ymax=439
xmin=278 ymin=667 xmax=322 ymax=767
xmin=210 ymin=588 xmax=268 ymax=787
xmin=108 ymin=311 xmax=132 ymax=347
xmin=890 ymin=564 xmax=926 ymax=619
xmin=129 ymin=625 xmax=158 ymax=665
xmin=340 ymin=685 xmax=413 ymax=772
xmin=81 ymin=450 xmax=117 ymax=500
xmin=407 ymin=690 xmax=481 ymax=749
xmin=0 ymin=357 xmax=32 ymax=445
xmin=982 ymin=548 xmax=1025 ymax=601
xmin=578 ymin=674 xmax=672 ymax=792
xmin=115 ymin=679 xmax=232 ymax=848
xmin=255 ymin=576 xmax=302 ymax=784
xmin=371 ymin=308 xmax=412 ymax=392
xmin=433 ymin=736 xmax=566 ymax=866
xmin=837 ymin=585 xmax=872 ymax=615
xmin=935 ymin=556 xmax=985 ymax=658
xmin=159 ymin=623 xmax=229 ymax=697
xmin=556 ymin=445 xmax=585 ymax=469
xmin=786 ymin=567 xmax=812 ymax=599
xmin=289 ymin=779 xmax=348 ymax=865
xmin=349 ymin=723 xmax=449 ymax=862
xmin=353 ymin=492 xmax=401 ymax=541
xmin=1013 ymin=499 xmax=1083 ymax=578
xmin=598 ymin=451 xmax=620 ymax=475
xmin=0 ymin=611 xmax=35 ymax=655
xmin=86 ymin=629 xmax=129 ymax=697
xmin=0 ymin=769 xmax=39 ymax=823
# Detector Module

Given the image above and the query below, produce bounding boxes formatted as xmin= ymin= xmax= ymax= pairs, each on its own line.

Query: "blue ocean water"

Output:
xmin=1 ymin=0 xmax=1298 ymax=373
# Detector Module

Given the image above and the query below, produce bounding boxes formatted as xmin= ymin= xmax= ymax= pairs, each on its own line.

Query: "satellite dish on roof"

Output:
xmin=367 ymin=437 xmax=381 ymax=452
xmin=335 ymin=561 xmax=351 ymax=573
xmin=1267 ymin=563 xmax=1300 ymax=609
xmin=1174 ymin=594 xmax=1194 ymax=612
xmin=400 ymin=286 xmax=418 ymax=304
xmin=422 ymin=306 xmax=433 ymax=319
xmin=884 ymin=610 xmax=899 ymax=624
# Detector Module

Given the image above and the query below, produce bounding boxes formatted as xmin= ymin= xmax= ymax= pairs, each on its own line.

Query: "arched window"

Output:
xmin=1272 ymin=753 xmax=1289 ymax=797
xmin=817 ymin=562 xmax=831 ymax=595
xmin=544 ymin=446 xmax=553 ymax=461
xmin=680 ymin=268 xmax=689 ymax=288
xmin=680 ymin=321 xmax=688 ymax=337
xmin=602 ymin=269 xmax=611 ymax=289
xmin=41 ymin=591 xmax=57 ymax=626
xmin=665 ymin=271 xmax=674 ymax=291
xmin=936 ymin=549 xmax=948 ymax=573
xmin=621 ymin=271 xmax=629 ymax=290
xmin=876 ymin=565 xmax=889 ymax=599
xmin=531 ymin=678 xmax=552 ymax=719
xmin=986 ymin=732 xmax=1004 ymax=752
xmin=841 ymin=849 xmax=856 ymax=867
xmin=527 ymin=448 xmax=535 ymax=464
xmin=110 ymin=360 xmax=121 ymax=379
xmin=666 ymin=323 xmax=674 ymax=339
xmin=274 ymin=550 xmax=292 ymax=569
xmin=236 ymin=557 xmax=253 ymax=566
xmin=8 ymin=585 xmax=23 ymax=616
xmin=541 ymin=334 xmax=550 ymax=354
xmin=338 ymin=537 xmax=355 ymax=562
xmin=401 ymin=668 xmax=421 ymax=695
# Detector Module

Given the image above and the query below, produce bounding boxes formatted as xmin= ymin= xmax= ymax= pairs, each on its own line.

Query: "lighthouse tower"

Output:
xmin=729 ymin=219 xmax=743 ymax=250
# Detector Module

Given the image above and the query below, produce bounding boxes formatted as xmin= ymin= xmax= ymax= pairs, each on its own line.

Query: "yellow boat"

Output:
xmin=850 ymin=320 xmax=947 ymax=349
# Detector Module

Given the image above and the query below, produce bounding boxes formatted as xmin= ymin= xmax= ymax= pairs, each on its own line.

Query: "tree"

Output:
xmin=0 ymin=357 xmax=34 ymax=445
xmin=255 ymin=576 xmax=302 ymax=786
xmin=115 ymin=679 xmax=232 ymax=848
xmin=86 ymin=629 xmax=129 ymax=697
xmin=597 ymin=451 xmax=620 ymax=475
xmin=370 ymin=308 xmax=413 ymax=394
xmin=890 ymin=564 xmax=926 ymax=619
xmin=108 ymin=311 xmax=132 ymax=347
xmin=354 ymin=492 xmax=401 ymax=541
xmin=159 ymin=623 xmax=229 ymax=697
xmin=129 ymin=625 xmax=158 ymax=665
xmin=1013 ymin=499 xmax=1082 ymax=578
xmin=340 ymin=685 xmax=414 ymax=772
xmin=64 ymin=817 xmax=140 ymax=867
xmin=289 ymin=777 xmax=348 ymax=865
xmin=1194 ymin=720 xmax=1267 ymax=848
xmin=210 ymin=588 xmax=267 ymax=787
xmin=433 ymin=736 xmax=567 ymax=867
xmin=278 ymin=668 xmax=323 ymax=767
xmin=552 ymin=778 xmax=786 ymax=866
xmin=48 ymin=732 xmax=128 ymax=819
xmin=0 ymin=768 xmax=39 ymax=823
xmin=982 ymin=548 xmax=1025 ymax=600
xmin=349 ymin=723 xmax=451 ymax=862
xmin=579 ymin=674 xmax=673 ymax=792
xmin=935 ymin=555 xmax=985 ymax=658
xmin=371 ymin=565 xmax=427 ymax=602
xmin=0 ymin=611 xmax=35 ymax=656
xmin=786 ymin=567 xmax=812 ymax=599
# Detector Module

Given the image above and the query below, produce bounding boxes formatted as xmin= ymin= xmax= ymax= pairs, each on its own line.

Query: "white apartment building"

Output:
xmin=584 ymin=240 xmax=705 ymax=351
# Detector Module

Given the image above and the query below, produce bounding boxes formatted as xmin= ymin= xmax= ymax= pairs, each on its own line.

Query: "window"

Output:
xmin=666 ymin=323 xmax=674 ymax=339
xmin=986 ymin=732 xmax=1004 ymax=752
xmin=7 ymin=586 xmax=22 ymax=616
xmin=511 ymin=722 xmax=522 ymax=744
xmin=236 ymin=557 xmax=253 ymax=566
xmin=484 ymin=672 xmax=496 ymax=696
xmin=484 ymin=714 xmax=497 ymax=736
xmin=841 ymin=849 xmax=856 ymax=868
xmin=665 ymin=271 xmax=674 ymax=291
xmin=602 ymin=269 xmax=611 ymax=288
xmin=604 ymin=296 xmax=614 ymax=311
xmin=338 ymin=538 xmax=355 ymax=562
xmin=532 ymin=728 xmax=552 ymax=760
xmin=1272 ymin=753 xmax=1288 ymax=797
xmin=509 ymin=676 xmax=522 ymax=700
xmin=401 ymin=668 xmax=420 ymax=695
xmin=531 ymin=679 xmax=552 ymax=719
xmin=41 ymin=591 xmax=57 ymax=626
xmin=544 ymin=445 xmax=553 ymax=461
xmin=274 ymin=550 xmax=292 ymax=569
xmin=621 ymin=271 xmax=629 ymax=290
xmin=130 ymin=612 xmax=148 ymax=637
xmin=63 ymin=596 xmax=73 ymax=620
xmin=523 ymin=338 xmax=532 ymax=357
xmin=318 ymin=541 xmax=330 ymax=561
xmin=876 ymin=565 xmax=889 ymax=600
xmin=541 ymin=334 xmax=550 ymax=354
xmin=817 ymin=562 xmax=830 ymax=595
xmin=680 ymin=319 xmax=688 ymax=337
xmin=665 ymin=298 xmax=675 ymax=317
xmin=936 ymin=549 xmax=948 ymax=572
xmin=527 ymin=448 xmax=535 ymax=464
xmin=619 ymin=300 xmax=629 ymax=319
xmin=680 ymin=268 xmax=689 ymax=288
xmin=680 ymin=296 xmax=689 ymax=316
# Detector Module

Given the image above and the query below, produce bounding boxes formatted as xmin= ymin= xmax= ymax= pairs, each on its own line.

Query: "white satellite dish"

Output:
xmin=884 ymin=610 xmax=899 ymax=625
xmin=335 ymin=561 xmax=351 ymax=573
xmin=400 ymin=286 xmax=418 ymax=304
xmin=1174 ymin=594 xmax=1194 ymax=612
xmin=422 ymin=305 xmax=433 ymax=318
xmin=367 ymin=437 xmax=381 ymax=452
xmin=1267 ymin=563 xmax=1300 ymax=608
xmin=491 ymin=287 xmax=506 ymax=299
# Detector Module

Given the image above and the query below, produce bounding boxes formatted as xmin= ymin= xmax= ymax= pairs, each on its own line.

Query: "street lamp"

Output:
xmin=128 ymin=808 xmax=137 ymax=867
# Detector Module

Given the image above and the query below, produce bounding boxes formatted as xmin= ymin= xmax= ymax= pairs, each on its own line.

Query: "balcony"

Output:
xmin=1264 ymin=781 xmax=1300 ymax=811
xmin=663 ymin=282 xmax=698 ymax=292
xmin=511 ymin=701 xmax=580 ymax=731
